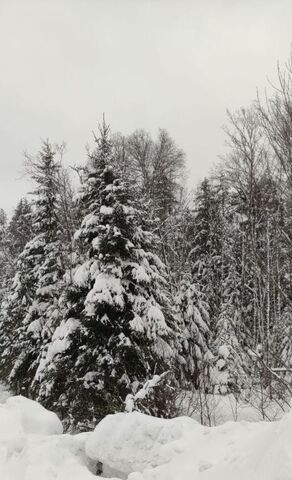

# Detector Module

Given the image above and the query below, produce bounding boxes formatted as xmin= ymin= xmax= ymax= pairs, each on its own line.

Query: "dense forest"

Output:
xmin=2 ymin=59 xmax=292 ymax=430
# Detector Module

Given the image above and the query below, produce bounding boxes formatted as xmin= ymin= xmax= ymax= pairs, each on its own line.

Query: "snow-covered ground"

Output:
xmin=0 ymin=383 xmax=11 ymax=404
xmin=178 ymin=391 xmax=288 ymax=425
xmin=88 ymin=410 xmax=292 ymax=480
xmin=0 ymin=389 xmax=291 ymax=479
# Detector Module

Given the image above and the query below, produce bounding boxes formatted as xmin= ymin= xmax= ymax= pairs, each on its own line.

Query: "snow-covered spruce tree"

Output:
xmin=175 ymin=275 xmax=212 ymax=389
xmin=190 ymin=179 xmax=223 ymax=331
xmin=8 ymin=198 xmax=33 ymax=259
xmin=0 ymin=202 xmax=34 ymax=381
xmin=0 ymin=209 xmax=14 ymax=302
xmin=6 ymin=142 xmax=64 ymax=396
xmin=208 ymin=184 xmax=249 ymax=395
xmin=33 ymin=129 xmax=110 ymax=404
xmin=173 ymin=180 xmax=224 ymax=392
xmin=0 ymin=238 xmax=40 ymax=386
xmin=210 ymin=263 xmax=248 ymax=395
xmin=40 ymin=123 xmax=177 ymax=428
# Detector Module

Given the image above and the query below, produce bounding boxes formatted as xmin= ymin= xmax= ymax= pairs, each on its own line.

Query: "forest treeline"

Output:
xmin=1 ymin=60 xmax=292 ymax=428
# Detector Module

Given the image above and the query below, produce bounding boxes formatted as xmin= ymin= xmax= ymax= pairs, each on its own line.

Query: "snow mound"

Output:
xmin=0 ymin=433 xmax=97 ymax=480
xmin=86 ymin=412 xmax=196 ymax=475
xmin=0 ymin=395 xmax=62 ymax=444
xmin=5 ymin=395 xmax=63 ymax=435
xmin=0 ymin=396 xmax=97 ymax=479
xmin=86 ymin=410 xmax=292 ymax=480
xmin=0 ymin=393 xmax=292 ymax=479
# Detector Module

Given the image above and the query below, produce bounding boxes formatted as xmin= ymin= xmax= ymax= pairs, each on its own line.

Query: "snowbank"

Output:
xmin=0 ymin=433 xmax=97 ymax=480
xmin=86 ymin=410 xmax=292 ymax=480
xmin=5 ymin=395 xmax=63 ymax=435
xmin=0 ymin=391 xmax=291 ymax=479
xmin=86 ymin=412 xmax=196 ymax=475
xmin=0 ymin=395 xmax=97 ymax=480
xmin=0 ymin=395 xmax=62 ymax=442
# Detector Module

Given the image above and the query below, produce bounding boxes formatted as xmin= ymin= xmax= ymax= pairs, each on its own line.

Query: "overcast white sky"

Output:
xmin=0 ymin=0 xmax=291 ymax=213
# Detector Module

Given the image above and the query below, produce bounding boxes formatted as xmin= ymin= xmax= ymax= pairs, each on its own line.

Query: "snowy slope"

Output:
xmin=0 ymin=392 xmax=291 ymax=479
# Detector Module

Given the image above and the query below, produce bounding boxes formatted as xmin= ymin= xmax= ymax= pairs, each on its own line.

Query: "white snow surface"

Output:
xmin=86 ymin=410 xmax=292 ymax=480
xmin=4 ymin=396 xmax=63 ymax=436
xmin=0 ymin=387 xmax=292 ymax=479
xmin=0 ymin=393 xmax=98 ymax=480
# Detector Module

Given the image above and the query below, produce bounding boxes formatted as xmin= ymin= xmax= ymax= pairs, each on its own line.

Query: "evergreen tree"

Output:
xmin=8 ymin=199 xmax=33 ymax=259
xmin=211 ymin=264 xmax=247 ymax=394
xmin=191 ymin=179 xmax=223 ymax=330
xmin=175 ymin=276 xmax=211 ymax=389
xmin=39 ymin=123 xmax=177 ymax=428
xmin=4 ymin=142 xmax=63 ymax=396
xmin=0 ymin=209 xmax=13 ymax=301
xmin=0 ymin=238 xmax=40 ymax=387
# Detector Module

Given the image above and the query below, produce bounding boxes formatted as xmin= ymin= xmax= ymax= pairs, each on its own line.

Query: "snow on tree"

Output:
xmin=210 ymin=264 xmax=247 ymax=395
xmin=0 ymin=209 xmax=14 ymax=301
xmin=124 ymin=371 xmax=171 ymax=415
xmin=8 ymin=199 xmax=33 ymax=259
xmin=4 ymin=142 xmax=64 ymax=396
xmin=0 ymin=237 xmax=40 ymax=388
xmin=172 ymin=180 xmax=224 ymax=391
xmin=39 ymin=122 xmax=178 ymax=428
xmin=190 ymin=179 xmax=223 ymax=330
xmin=273 ymin=306 xmax=292 ymax=384
xmin=175 ymin=276 xmax=212 ymax=389
xmin=206 ymin=185 xmax=248 ymax=395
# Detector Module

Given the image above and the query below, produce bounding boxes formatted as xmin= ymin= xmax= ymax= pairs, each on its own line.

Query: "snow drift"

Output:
xmin=0 ymin=395 xmax=96 ymax=480
xmin=0 ymin=392 xmax=292 ymax=479
xmin=86 ymin=410 xmax=292 ymax=480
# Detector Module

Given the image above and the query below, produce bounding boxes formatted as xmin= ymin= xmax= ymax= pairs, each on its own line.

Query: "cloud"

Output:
xmin=0 ymin=0 xmax=291 ymax=212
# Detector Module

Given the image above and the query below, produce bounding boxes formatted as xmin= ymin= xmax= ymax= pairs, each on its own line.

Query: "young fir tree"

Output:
xmin=175 ymin=276 xmax=211 ymax=389
xmin=5 ymin=142 xmax=63 ymax=396
xmin=211 ymin=263 xmax=247 ymax=394
xmin=39 ymin=123 xmax=177 ymax=428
